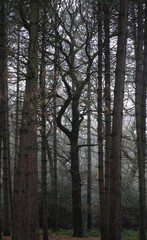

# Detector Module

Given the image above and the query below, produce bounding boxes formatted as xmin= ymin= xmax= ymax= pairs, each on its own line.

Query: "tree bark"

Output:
xmin=0 ymin=1 xmax=6 ymax=238
xmin=12 ymin=0 xmax=39 ymax=239
xmin=40 ymin=3 xmax=48 ymax=239
xmin=134 ymin=1 xmax=147 ymax=239
xmin=103 ymin=4 xmax=111 ymax=239
xmin=0 ymin=0 xmax=10 ymax=236
xmin=71 ymin=96 xmax=83 ymax=237
xmin=57 ymin=90 xmax=83 ymax=237
xmin=109 ymin=1 xmax=128 ymax=239
xmin=97 ymin=3 xmax=106 ymax=240
xmin=87 ymin=80 xmax=92 ymax=231
xmin=52 ymin=11 xmax=59 ymax=230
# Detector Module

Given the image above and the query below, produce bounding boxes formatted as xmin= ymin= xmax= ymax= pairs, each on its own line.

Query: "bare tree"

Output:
xmin=55 ymin=1 xmax=97 ymax=235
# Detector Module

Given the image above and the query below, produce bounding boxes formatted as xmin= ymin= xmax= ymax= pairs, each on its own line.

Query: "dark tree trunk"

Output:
xmin=0 ymin=0 xmax=10 ymax=236
xmin=40 ymin=5 xmax=48 ymax=239
xmin=12 ymin=23 xmax=21 ymax=239
xmin=139 ymin=5 xmax=147 ymax=237
xmin=3 ymin=96 xmax=10 ymax=236
xmin=71 ymin=97 xmax=83 ymax=237
xmin=70 ymin=140 xmax=83 ymax=237
xmin=39 ymin=1 xmax=49 ymax=239
xmin=52 ymin=15 xmax=59 ymax=230
xmin=97 ymin=3 xmax=105 ymax=240
xmin=57 ymin=92 xmax=83 ymax=237
xmin=0 ymin=1 xmax=6 ymax=238
xmin=109 ymin=1 xmax=128 ymax=240
xmin=133 ymin=0 xmax=146 ymax=238
xmin=104 ymin=4 xmax=111 ymax=240
xmin=12 ymin=1 xmax=39 ymax=239
xmin=87 ymin=80 xmax=92 ymax=231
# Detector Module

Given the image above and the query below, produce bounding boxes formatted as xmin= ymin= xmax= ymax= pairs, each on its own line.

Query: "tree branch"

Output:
xmin=56 ymin=97 xmax=72 ymax=139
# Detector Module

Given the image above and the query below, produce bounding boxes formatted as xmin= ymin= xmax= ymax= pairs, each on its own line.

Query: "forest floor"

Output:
xmin=3 ymin=236 xmax=101 ymax=240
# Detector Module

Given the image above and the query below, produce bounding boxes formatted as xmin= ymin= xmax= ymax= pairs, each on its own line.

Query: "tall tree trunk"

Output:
xmin=3 ymin=89 xmax=10 ymax=236
xmin=53 ymin=18 xmax=59 ymax=231
xmin=135 ymin=1 xmax=147 ymax=239
xmin=104 ymin=3 xmax=111 ymax=239
xmin=87 ymin=80 xmax=92 ymax=231
xmin=0 ymin=0 xmax=10 ymax=236
xmin=97 ymin=3 xmax=107 ymax=240
xmin=109 ymin=1 xmax=128 ymax=240
xmin=40 ymin=3 xmax=48 ymax=239
xmin=70 ymin=96 xmax=83 ymax=237
xmin=12 ymin=1 xmax=39 ymax=239
xmin=139 ymin=2 xmax=147 ymax=236
xmin=134 ymin=0 xmax=147 ymax=238
xmin=0 ymin=1 xmax=6 ymax=238
xmin=57 ymin=93 xmax=83 ymax=237
xmin=12 ymin=23 xmax=21 ymax=239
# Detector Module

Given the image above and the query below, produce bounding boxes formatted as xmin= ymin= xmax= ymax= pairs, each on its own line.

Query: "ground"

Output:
xmin=3 ymin=236 xmax=100 ymax=240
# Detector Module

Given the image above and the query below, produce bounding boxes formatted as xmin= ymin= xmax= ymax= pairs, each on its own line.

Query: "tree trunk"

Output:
xmin=134 ymin=1 xmax=147 ymax=239
xmin=71 ymin=96 xmax=83 ymax=237
xmin=70 ymin=139 xmax=83 ymax=237
xmin=141 ymin=3 xmax=147 ymax=237
xmin=57 ymin=93 xmax=83 ymax=237
xmin=40 ymin=5 xmax=48 ymax=239
xmin=0 ymin=1 xmax=6 ymax=238
xmin=39 ymin=2 xmax=49 ymax=239
xmin=139 ymin=2 xmax=147 ymax=235
xmin=3 ymin=93 xmax=10 ymax=236
xmin=104 ymin=3 xmax=111 ymax=240
xmin=97 ymin=3 xmax=108 ymax=240
xmin=109 ymin=1 xmax=128 ymax=239
xmin=12 ymin=1 xmax=39 ymax=239
xmin=87 ymin=80 xmax=92 ymax=231
xmin=52 ymin=17 xmax=59 ymax=230
xmin=12 ymin=23 xmax=21 ymax=239
xmin=0 ymin=0 xmax=10 ymax=236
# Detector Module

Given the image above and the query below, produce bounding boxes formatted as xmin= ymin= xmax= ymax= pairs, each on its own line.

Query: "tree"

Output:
xmin=103 ymin=3 xmax=111 ymax=239
xmin=0 ymin=0 xmax=7 ymax=238
xmin=139 ymin=2 xmax=147 ymax=238
xmin=52 ymin=4 xmax=59 ymax=230
xmin=87 ymin=80 xmax=92 ymax=230
xmin=0 ymin=0 xmax=10 ymax=236
xmin=55 ymin=1 xmax=97 ymax=236
xmin=12 ymin=0 xmax=39 ymax=239
xmin=97 ymin=2 xmax=112 ymax=239
xmin=97 ymin=2 xmax=105 ymax=239
xmin=109 ymin=1 xmax=129 ymax=239
xmin=39 ymin=1 xmax=48 ymax=239
xmin=134 ymin=1 xmax=147 ymax=239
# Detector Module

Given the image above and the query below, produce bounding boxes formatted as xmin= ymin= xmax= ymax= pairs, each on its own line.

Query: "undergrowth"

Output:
xmin=122 ymin=229 xmax=139 ymax=240
xmin=42 ymin=228 xmax=140 ymax=239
